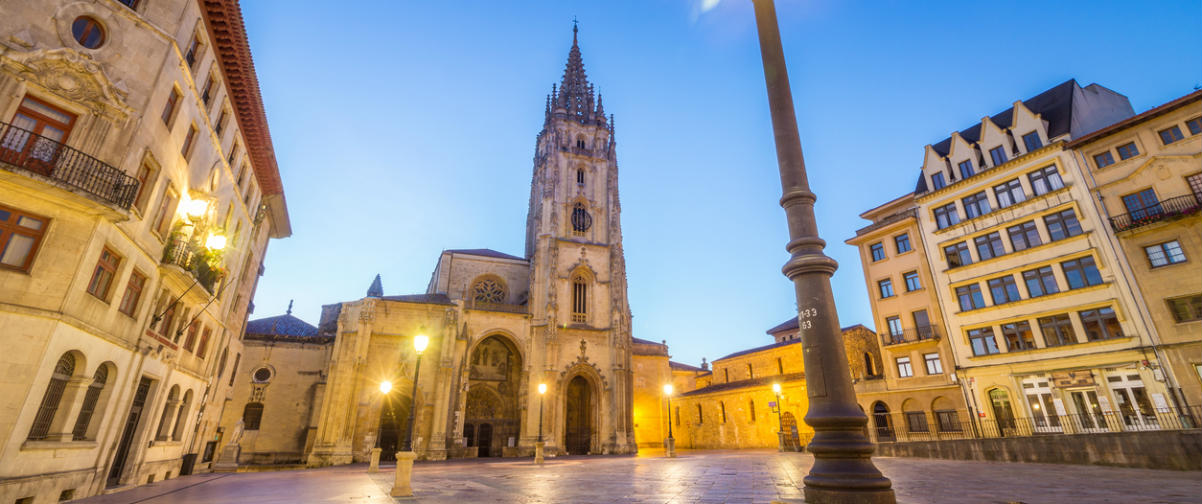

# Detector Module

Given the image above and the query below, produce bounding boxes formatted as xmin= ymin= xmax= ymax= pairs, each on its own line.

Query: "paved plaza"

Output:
xmin=76 ymin=450 xmax=1201 ymax=504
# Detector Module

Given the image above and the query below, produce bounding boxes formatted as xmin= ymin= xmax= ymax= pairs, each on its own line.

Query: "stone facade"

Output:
xmin=0 ymin=1 xmax=289 ymax=502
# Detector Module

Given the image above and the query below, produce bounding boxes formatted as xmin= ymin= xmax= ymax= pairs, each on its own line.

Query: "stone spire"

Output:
xmin=555 ymin=22 xmax=596 ymax=125
xmin=366 ymin=274 xmax=383 ymax=297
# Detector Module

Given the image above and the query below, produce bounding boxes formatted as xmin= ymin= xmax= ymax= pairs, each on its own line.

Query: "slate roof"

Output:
xmin=928 ymin=80 xmax=1078 ymax=158
xmin=631 ymin=337 xmax=664 ymax=346
xmin=245 ymin=313 xmax=319 ymax=338
xmin=681 ymin=372 xmax=807 ymax=397
xmin=669 ymin=360 xmax=703 ymax=372
xmin=379 ymin=293 xmax=455 ymax=305
xmin=446 ymin=249 xmax=527 ymax=261
xmin=765 ymin=318 xmax=875 ymax=337
xmin=716 ymin=338 xmax=801 ymax=361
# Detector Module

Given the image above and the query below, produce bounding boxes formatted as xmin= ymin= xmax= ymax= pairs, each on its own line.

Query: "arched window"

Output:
xmin=155 ymin=385 xmax=180 ymax=441
xmin=72 ymin=365 xmax=110 ymax=440
xmin=172 ymin=390 xmax=193 ymax=441
xmin=864 ymin=352 xmax=876 ymax=377
xmin=571 ymin=276 xmax=587 ymax=323
xmin=28 ymin=354 xmax=75 ymax=440
xmin=570 ymin=203 xmax=591 ymax=236
xmin=243 ymin=402 xmax=264 ymax=430
xmin=471 ymin=277 xmax=506 ymax=304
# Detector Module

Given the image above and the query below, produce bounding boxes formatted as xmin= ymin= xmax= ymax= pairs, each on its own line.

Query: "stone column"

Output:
xmin=368 ymin=447 xmax=381 ymax=473
xmin=390 ymin=451 xmax=418 ymax=497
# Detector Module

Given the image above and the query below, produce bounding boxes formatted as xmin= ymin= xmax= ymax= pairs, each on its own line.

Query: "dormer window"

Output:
xmin=931 ymin=172 xmax=946 ymax=190
xmin=958 ymin=160 xmax=975 ymax=179
xmin=1022 ymin=132 xmax=1042 ymax=152
xmin=989 ymin=146 xmax=1008 ymax=166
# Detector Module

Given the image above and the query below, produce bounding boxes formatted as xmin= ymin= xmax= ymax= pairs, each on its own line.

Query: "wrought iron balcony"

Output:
xmin=1110 ymin=194 xmax=1202 ymax=233
xmin=0 ymin=120 xmax=138 ymax=210
xmin=161 ymin=235 xmax=223 ymax=294
xmin=881 ymin=325 xmax=941 ymax=346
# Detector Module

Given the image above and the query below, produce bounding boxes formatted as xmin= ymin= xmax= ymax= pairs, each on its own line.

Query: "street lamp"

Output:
xmin=369 ymin=380 xmax=393 ymax=473
xmin=535 ymin=383 xmax=547 ymax=465
xmin=748 ymin=1 xmax=895 ymax=502
xmin=391 ymin=334 xmax=429 ymax=498
xmin=773 ymin=383 xmax=785 ymax=452
xmin=663 ymin=384 xmax=675 ymax=458
xmin=205 ymin=233 xmax=227 ymax=251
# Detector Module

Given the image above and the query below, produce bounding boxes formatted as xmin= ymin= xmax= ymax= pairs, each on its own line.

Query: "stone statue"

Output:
xmin=229 ymin=419 xmax=245 ymax=445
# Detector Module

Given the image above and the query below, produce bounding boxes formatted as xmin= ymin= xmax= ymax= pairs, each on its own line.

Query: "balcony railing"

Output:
xmin=1110 ymin=194 xmax=1202 ymax=233
xmin=881 ymin=325 xmax=941 ymax=346
xmin=0 ymin=120 xmax=138 ymax=210
xmin=871 ymin=405 xmax=1201 ymax=443
xmin=161 ymin=235 xmax=223 ymax=294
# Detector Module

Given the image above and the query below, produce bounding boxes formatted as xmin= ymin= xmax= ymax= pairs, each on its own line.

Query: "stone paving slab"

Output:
xmin=75 ymin=450 xmax=1202 ymax=504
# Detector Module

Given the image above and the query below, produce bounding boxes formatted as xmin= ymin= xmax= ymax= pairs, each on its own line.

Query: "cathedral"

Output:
xmin=220 ymin=26 xmax=638 ymax=465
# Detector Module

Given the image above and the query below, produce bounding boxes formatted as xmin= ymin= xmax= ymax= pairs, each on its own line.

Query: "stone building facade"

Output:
xmin=0 ymin=0 xmax=290 ymax=502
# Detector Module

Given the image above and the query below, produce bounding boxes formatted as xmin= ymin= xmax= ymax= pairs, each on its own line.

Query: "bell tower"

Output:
xmin=524 ymin=24 xmax=635 ymax=453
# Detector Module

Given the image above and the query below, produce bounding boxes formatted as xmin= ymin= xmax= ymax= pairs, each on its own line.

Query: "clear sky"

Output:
xmin=240 ymin=1 xmax=1201 ymax=367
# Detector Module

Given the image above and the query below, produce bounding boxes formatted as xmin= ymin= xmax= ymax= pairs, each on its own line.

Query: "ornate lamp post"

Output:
xmin=663 ymin=384 xmax=675 ymax=458
xmin=772 ymin=383 xmax=785 ymax=452
xmin=369 ymin=380 xmax=392 ymax=473
xmin=535 ymin=383 xmax=547 ymax=465
xmin=748 ymin=1 xmax=895 ymax=502
xmin=391 ymin=334 xmax=429 ymax=498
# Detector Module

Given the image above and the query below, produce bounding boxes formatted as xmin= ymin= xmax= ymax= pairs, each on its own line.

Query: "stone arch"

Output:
xmin=72 ymin=360 xmax=116 ymax=441
xmin=871 ymin=400 xmax=894 ymax=441
xmin=466 ymin=329 xmax=525 ymax=368
xmin=559 ymin=370 xmax=602 ymax=455
xmin=986 ymin=387 xmax=1017 ymax=435
xmin=463 ymin=334 xmax=523 ymax=457
xmin=468 ymin=274 xmax=508 ymax=305
xmin=26 ymin=350 xmax=85 ymax=440
xmin=931 ymin=396 xmax=955 ymax=412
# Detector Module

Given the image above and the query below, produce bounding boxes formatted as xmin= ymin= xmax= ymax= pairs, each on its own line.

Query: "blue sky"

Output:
xmin=240 ymin=1 xmax=1201 ymax=366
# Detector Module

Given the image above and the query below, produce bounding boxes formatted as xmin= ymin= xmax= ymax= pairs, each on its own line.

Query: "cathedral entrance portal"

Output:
xmin=377 ymin=394 xmax=408 ymax=462
xmin=565 ymin=375 xmax=592 ymax=455
xmin=464 ymin=335 xmax=522 ymax=457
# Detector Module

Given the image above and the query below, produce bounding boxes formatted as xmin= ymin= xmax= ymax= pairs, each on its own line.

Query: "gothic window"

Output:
xmin=571 ymin=203 xmax=592 ymax=236
xmin=155 ymin=385 xmax=180 ymax=441
xmin=72 ymin=364 xmax=110 ymax=440
xmin=27 ymin=353 xmax=75 ymax=440
xmin=577 ymin=168 xmax=585 ymax=185
xmin=472 ymin=277 xmax=506 ymax=304
xmin=172 ymin=390 xmax=193 ymax=441
xmin=243 ymin=402 xmax=264 ymax=430
xmin=571 ymin=276 xmax=588 ymax=323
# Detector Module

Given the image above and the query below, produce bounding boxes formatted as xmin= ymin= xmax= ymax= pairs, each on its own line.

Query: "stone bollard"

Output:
xmin=534 ymin=441 xmax=545 ymax=465
xmin=664 ymin=437 xmax=676 ymax=458
xmin=368 ymin=447 xmax=382 ymax=473
xmin=390 ymin=451 xmax=418 ymax=497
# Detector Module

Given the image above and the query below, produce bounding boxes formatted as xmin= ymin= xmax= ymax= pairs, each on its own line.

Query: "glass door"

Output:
xmin=1108 ymin=373 xmax=1159 ymax=431
xmin=1022 ymin=377 xmax=1061 ymax=433
xmin=1069 ymin=390 xmax=1109 ymax=432
xmin=2 ymin=96 xmax=76 ymax=176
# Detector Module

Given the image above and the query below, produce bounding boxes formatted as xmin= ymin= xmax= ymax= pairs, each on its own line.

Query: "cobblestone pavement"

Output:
xmin=76 ymin=450 xmax=1201 ymax=504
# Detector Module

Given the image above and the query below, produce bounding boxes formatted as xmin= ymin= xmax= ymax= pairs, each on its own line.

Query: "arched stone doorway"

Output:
xmin=564 ymin=375 xmax=592 ymax=454
xmin=377 ymin=394 xmax=409 ymax=462
xmin=872 ymin=402 xmax=894 ymax=441
xmin=780 ymin=412 xmax=801 ymax=450
xmin=464 ymin=335 xmax=522 ymax=457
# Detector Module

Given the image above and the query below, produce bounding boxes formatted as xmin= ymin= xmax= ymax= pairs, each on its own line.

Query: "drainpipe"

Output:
xmin=1070 ymin=149 xmax=1189 ymax=420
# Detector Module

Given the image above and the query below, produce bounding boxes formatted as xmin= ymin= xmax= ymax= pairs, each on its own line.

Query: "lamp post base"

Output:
xmin=802 ymin=486 xmax=896 ymax=504
xmin=534 ymin=442 xmax=545 ymax=465
xmin=777 ymin=432 xmax=786 ymax=452
xmin=390 ymin=451 xmax=417 ymax=497
xmin=368 ymin=448 xmax=382 ymax=473
xmin=664 ymin=437 xmax=676 ymax=458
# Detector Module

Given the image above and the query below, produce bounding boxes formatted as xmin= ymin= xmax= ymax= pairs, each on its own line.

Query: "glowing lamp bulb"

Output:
xmin=184 ymin=198 xmax=208 ymax=219
xmin=205 ymin=234 xmax=227 ymax=251
xmin=538 ymin=383 xmax=547 ymax=395
xmin=663 ymin=384 xmax=674 ymax=396
xmin=413 ymin=334 xmax=429 ymax=353
xmin=772 ymin=383 xmax=782 ymax=394
xmin=379 ymin=381 xmax=392 ymax=394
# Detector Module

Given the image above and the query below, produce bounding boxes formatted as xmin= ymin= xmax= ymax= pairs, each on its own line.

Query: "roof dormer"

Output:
xmin=978 ymin=116 xmax=1013 ymax=169
xmin=1010 ymin=100 xmax=1050 ymax=154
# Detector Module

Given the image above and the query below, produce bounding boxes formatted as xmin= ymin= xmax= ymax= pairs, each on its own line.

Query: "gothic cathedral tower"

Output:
xmin=525 ymin=25 xmax=635 ymax=454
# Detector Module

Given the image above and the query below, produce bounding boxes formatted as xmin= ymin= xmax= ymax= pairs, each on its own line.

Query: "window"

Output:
xmin=1079 ymin=307 xmax=1122 ymax=341
xmin=1043 ymin=209 xmax=1083 ymax=241
xmin=958 ymin=160 xmax=975 ymax=179
xmin=215 ymin=108 xmax=229 ymax=137
xmin=1027 ymin=166 xmax=1063 ymax=195
xmin=118 ymin=0 xmax=142 ymax=9
xmin=571 ymin=276 xmax=587 ymax=322
xmin=720 ymin=402 xmax=727 ymax=423
xmin=227 ymin=142 xmax=239 ymax=166
xmin=886 ymin=316 xmax=903 ymax=339
xmin=894 ymin=233 xmax=911 ymax=254
xmin=1190 ymin=173 xmax=1202 ymax=200
xmin=696 ymin=404 xmax=703 ymax=424
xmin=201 ymin=73 xmax=215 ymax=106
xmin=974 ymin=232 xmax=1005 ymax=261
xmin=896 ymin=357 xmax=913 ymax=378
xmin=962 ymin=191 xmax=991 ymax=219
xmin=956 ymin=284 xmax=986 ymax=311
xmin=1061 ymin=256 xmax=1103 ymax=289
xmin=0 ymin=204 xmax=48 ymax=272
xmin=878 ymin=278 xmax=895 ymax=298
xmin=151 ymin=187 xmax=179 ymax=237
xmin=1022 ymin=266 xmax=1058 ymax=298
xmin=933 ymin=203 xmax=959 ymax=229
xmin=1093 ymin=151 xmax=1115 ymax=168
xmin=870 ymin=242 xmax=885 ymax=261
xmin=1167 ymin=295 xmax=1202 ymax=323
xmin=181 ymin=125 xmax=198 ymax=159
xmin=1007 ymin=221 xmax=1042 ymax=251
xmin=242 ymin=402 xmax=264 ymax=430
xmin=184 ymin=34 xmax=202 ymax=70
xmin=987 ymin=275 xmax=1021 ymax=305
xmin=183 ymin=322 xmax=199 ymax=352
xmin=1022 ymin=131 xmax=1043 ymax=152
xmin=162 ymin=88 xmax=181 ymax=125
xmin=968 ymin=327 xmax=999 ymax=356
xmin=931 ymin=172 xmax=946 ymax=190
xmin=1122 ymin=188 xmax=1161 ymax=220
xmin=1187 ymin=117 xmax=1202 ymax=135
xmin=936 ymin=410 xmax=962 ymax=432
xmin=1000 ymin=321 xmax=1036 ymax=351
xmin=746 ymin=363 xmax=753 ymax=379
xmin=72 ymin=366 xmax=109 ymax=440
xmin=27 ymin=353 xmax=75 ymax=440
xmin=993 ymin=179 xmax=1026 ymax=208
xmin=71 ymin=17 xmax=105 ymax=49
xmin=1145 ymin=240 xmax=1186 ymax=267
xmin=472 ymin=277 xmax=506 ymax=304
xmin=749 ymin=400 xmax=756 ymax=422
xmin=924 ymin=353 xmax=943 ymax=374
xmin=903 ymin=271 xmax=921 ymax=291
xmin=1158 ymin=125 xmax=1184 ymax=145
xmin=905 ymin=411 xmax=929 ymax=433
xmin=252 ymin=367 xmax=272 ymax=383
xmin=944 ymin=242 xmax=972 ymax=268
xmin=776 ymin=357 xmax=783 ymax=375
xmin=570 ymin=203 xmax=591 ymax=236
xmin=86 ymin=248 xmax=121 ymax=301
xmin=576 ymin=169 xmax=585 ymax=185
xmin=132 ymin=161 xmax=157 ymax=214
xmin=197 ymin=327 xmax=212 ymax=359
xmin=989 ymin=146 xmax=1008 ymax=166
xmin=118 ymin=270 xmax=147 ymax=316
xmin=912 ymin=310 xmax=933 ymax=339
xmin=675 ymin=407 xmax=680 ymax=426
xmin=1038 ymin=314 xmax=1077 ymax=347
xmin=1116 ymin=142 xmax=1139 ymax=160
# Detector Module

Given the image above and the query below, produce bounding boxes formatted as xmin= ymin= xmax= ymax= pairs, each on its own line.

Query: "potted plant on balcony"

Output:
xmin=191 ymin=246 xmax=227 ymax=294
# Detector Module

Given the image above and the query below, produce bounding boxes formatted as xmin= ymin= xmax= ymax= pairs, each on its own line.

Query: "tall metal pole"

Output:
xmin=402 ymin=353 xmax=422 ymax=452
xmin=538 ymin=393 xmax=544 ymax=443
xmin=775 ymin=390 xmax=784 ymax=451
xmin=666 ymin=395 xmax=673 ymax=440
xmin=749 ymin=1 xmax=894 ymax=502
